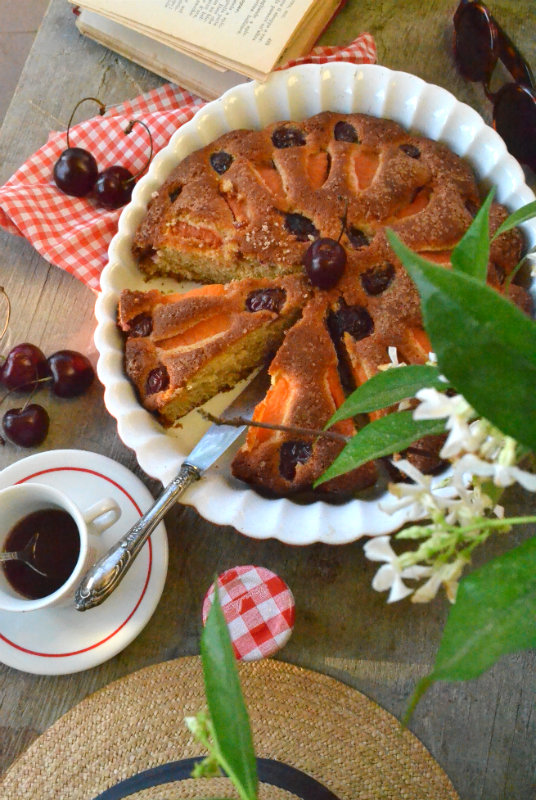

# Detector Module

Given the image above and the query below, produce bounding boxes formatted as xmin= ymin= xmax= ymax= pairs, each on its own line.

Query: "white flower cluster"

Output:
xmin=364 ymin=385 xmax=536 ymax=604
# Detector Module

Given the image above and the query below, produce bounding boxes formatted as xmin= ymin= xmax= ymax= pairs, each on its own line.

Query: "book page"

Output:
xmin=73 ymin=0 xmax=322 ymax=74
xmin=77 ymin=10 xmax=247 ymax=99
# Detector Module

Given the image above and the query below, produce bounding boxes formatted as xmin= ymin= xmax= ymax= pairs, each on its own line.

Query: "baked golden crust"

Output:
xmin=127 ymin=110 xmax=529 ymax=497
xmin=133 ymin=112 xmax=485 ymax=282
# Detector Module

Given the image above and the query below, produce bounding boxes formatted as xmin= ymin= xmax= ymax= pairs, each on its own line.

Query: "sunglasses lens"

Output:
xmin=454 ymin=4 xmax=497 ymax=83
xmin=493 ymin=84 xmax=536 ymax=171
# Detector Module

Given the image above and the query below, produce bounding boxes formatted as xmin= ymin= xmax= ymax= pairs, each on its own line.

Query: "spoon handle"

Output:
xmin=74 ymin=463 xmax=201 ymax=611
xmin=0 ymin=551 xmax=21 ymax=563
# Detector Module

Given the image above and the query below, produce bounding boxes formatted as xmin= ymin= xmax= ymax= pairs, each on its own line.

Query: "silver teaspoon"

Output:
xmin=0 ymin=533 xmax=48 ymax=576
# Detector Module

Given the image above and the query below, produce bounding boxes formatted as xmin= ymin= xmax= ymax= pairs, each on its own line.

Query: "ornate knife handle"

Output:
xmin=74 ymin=463 xmax=201 ymax=611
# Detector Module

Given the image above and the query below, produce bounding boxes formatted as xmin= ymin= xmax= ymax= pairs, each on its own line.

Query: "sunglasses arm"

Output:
xmin=494 ymin=18 xmax=535 ymax=90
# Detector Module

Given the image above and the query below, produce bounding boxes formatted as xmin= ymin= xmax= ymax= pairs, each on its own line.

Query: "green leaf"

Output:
xmin=201 ymin=584 xmax=258 ymax=800
xmin=387 ymin=231 xmax=536 ymax=452
xmin=326 ymin=364 xmax=447 ymax=425
xmin=314 ymin=411 xmax=446 ymax=485
xmin=491 ymin=200 xmax=536 ymax=240
xmin=450 ymin=188 xmax=494 ymax=281
xmin=406 ymin=535 xmax=536 ymax=720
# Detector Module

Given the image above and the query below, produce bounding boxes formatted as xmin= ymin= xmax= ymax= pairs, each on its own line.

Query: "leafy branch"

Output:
xmin=386 ymin=227 xmax=536 ymax=452
xmin=404 ymin=535 xmax=536 ymax=724
xmin=314 ymin=364 xmax=448 ymax=486
xmin=316 ymin=193 xmax=536 ymax=711
xmin=186 ymin=582 xmax=258 ymax=800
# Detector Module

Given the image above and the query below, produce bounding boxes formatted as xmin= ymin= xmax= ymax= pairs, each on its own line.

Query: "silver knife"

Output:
xmin=74 ymin=367 xmax=271 ymax=611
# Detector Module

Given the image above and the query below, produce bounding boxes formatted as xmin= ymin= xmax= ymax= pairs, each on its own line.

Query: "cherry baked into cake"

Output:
xmin=119 ymin=111 xmax=530 ymax=497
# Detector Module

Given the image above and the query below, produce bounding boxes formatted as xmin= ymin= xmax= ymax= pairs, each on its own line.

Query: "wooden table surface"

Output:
xmin=0 ymin=1 xmax=535 ymax=798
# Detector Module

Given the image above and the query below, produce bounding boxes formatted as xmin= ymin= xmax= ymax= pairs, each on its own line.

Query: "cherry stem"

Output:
xmin=66 ymin=97 xmax=106 ymax=149
xmin=21 ymin=382 xmax=40 ymax=413
xmin=123 ymin=119 xmax=154 ymax=184
xmin=199 ymin=410 xmax=349 ymax=443
xmin=0 ymin=376 xmax=52 ymax=409
xmin=0 ymin=286 xmax=11 ymax=343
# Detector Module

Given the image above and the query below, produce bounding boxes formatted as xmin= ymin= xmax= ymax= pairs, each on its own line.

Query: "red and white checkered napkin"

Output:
xmin=0 ymin=34 xmax=376 ymax=292
xmin=202 ymin=566 xmax=296 ymax=661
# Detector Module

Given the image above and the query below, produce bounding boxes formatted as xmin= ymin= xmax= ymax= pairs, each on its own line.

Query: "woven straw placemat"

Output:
xmin=0 ymin=656 xmax=458 ymax=800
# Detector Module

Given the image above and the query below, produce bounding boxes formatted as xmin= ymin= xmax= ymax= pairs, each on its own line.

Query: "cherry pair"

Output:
xmin=53 ymin=97 xmax=153 ymax=209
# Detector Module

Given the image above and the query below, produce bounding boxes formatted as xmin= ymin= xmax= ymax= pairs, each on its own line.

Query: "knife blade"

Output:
xmin=74 ymin=366 xmax=271 ymax=611
xmin=184 ymin=365 xmax=271 ymax=472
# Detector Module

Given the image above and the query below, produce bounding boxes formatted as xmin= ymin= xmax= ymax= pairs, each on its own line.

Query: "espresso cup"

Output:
xmin=0 ymin=483 xmax=121 ymax=612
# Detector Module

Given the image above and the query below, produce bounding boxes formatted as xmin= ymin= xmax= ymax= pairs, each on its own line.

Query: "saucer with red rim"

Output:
xmin=0 ymin=449 xmax=168 ymax=675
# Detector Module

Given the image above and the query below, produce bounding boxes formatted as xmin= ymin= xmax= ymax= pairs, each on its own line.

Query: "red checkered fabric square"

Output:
xmin=280 ymin=32 xmax=376 ymax=70
xmin=202 ymin=566 xmax=295 ymax=661
xmin=0 ymin=35 xmax=376 ymax=292
xmin=0 ymin=85 xmax=204 ymax=291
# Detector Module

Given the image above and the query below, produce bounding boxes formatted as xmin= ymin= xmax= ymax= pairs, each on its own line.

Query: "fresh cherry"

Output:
xmin=94 ymin=119 xmax=153 ymax=210
xmin=52 ymin=97 xmax=106 ymax=198
xmin=53 ymin=147 xmax=99 ymax=198
xmin=302 ymin=238 xmax=347 ymax=289
xmin=1 ymin=343 xmax=50 ymax=391
xmin=94 ymin=165 xmax=134 ymax=209
xmin=3 ymin=404 xmax=49 ymax=447
xmin=47 ymin=350 xmax=95 ymax=397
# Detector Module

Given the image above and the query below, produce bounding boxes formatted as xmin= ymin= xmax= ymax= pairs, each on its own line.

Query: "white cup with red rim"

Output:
xmin=0 ymin=483 xmax=121 ymax=612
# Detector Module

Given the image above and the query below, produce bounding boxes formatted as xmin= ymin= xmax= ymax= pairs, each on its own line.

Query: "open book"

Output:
xmin=72 ymin=0 xmax=345 ymax=100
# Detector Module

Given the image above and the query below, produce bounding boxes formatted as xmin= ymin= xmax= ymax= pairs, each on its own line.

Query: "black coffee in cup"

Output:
xmin=2 ymin=508 xmax=80 ymax=599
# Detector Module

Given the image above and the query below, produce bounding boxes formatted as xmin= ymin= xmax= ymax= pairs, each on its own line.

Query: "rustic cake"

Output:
xmin=123 ymin=110 xmax=528 ymax=497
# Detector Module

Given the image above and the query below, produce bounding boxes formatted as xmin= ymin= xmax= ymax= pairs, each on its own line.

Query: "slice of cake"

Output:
xmin=231 ymin=295 xmax=378 ymax=495
xmin=118 ymin=274 xmax=310 ymax=424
